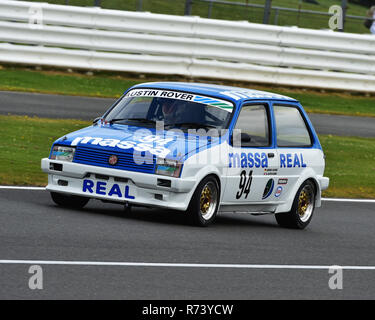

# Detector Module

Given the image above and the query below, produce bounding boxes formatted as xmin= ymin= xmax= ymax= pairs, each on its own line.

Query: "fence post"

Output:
xmin=185 ymin=0 xmax=193 ymax=16
xmin=137 ymin=0 xmax=143 ymax=11
xmin=208 ymin=0 xmax=213 ymax=18
xmin=263 ymin=0 xmax=272 ymax=24
xmin=340 ymin=0 xmax=347 ymax=32
xmin=274 ymin=8 xmax=279 ymax=25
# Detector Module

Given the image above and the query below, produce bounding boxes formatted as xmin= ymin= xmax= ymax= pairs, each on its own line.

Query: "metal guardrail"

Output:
xmin=1 ymin=0 xmax=375 ymax=92
xmin=43 ymin=0 xmax=375 ymax=33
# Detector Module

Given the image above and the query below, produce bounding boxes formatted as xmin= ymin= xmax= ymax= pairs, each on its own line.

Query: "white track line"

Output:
xmin=0 ymin=260 xmax=374 ymax=270
xmin=322 ymin=198 xmax=375 ymax=203
xmin=0 ymin=186 xmax=374 ymax=203
xmin=0 ymin=186 xmax=45 ymax=190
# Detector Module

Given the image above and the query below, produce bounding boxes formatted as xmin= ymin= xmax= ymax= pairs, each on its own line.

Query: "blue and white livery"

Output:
xmin=41 ymin=82 xmax=329 ymax=228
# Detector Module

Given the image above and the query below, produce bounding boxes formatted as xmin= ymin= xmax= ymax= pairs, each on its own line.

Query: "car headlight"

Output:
xmin=50 ymin=145 xmax=75 ymax=162
xmin=155 ymin=158 xmax=183 ymax=178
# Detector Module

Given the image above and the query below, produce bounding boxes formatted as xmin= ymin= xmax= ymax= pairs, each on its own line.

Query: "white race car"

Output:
xmin=41 ymin=82 xmax=329 ymax=228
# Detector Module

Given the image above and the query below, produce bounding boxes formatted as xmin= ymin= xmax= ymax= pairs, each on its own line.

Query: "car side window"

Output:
xmin=234 ymin=104 xmax=270 ymax=147
xmin=274 ymin=105 xmax=312 ymax=147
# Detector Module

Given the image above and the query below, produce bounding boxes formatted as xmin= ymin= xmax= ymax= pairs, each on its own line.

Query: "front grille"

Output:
xmin=74 ymin=146 xmax=156 ymax=174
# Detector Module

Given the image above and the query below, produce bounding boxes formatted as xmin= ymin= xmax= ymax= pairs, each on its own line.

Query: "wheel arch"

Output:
xmin=184 ymin=166 xmax=223 ymax=210
xmin=275 ymin=171 xmax=322 ymax=214
xmin=185 ymin=171 xmax=222 ymax=226
xmin=204 ymin=173 xmax=221 ymax=191
xmin=193 ymin=172 xmax=222 ymax=202
xmin=306 ymin=176 xmax=322 ymax=208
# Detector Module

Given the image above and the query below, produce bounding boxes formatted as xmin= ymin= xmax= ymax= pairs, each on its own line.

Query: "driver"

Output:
xmin=161 ymin=98 xmax=178 ymax=124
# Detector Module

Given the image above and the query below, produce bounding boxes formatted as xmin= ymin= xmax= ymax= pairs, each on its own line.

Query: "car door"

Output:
xmin=222 ymin=102 xmax=279 ymax=204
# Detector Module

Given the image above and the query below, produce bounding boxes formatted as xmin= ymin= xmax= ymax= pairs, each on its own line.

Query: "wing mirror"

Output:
xmin=93 ymin=117 xmax=101 ymax=125
xmin=230 ymin=132 xmax=251 ymax=146
xmin=240 ymin=133 xmax=251 ymax=143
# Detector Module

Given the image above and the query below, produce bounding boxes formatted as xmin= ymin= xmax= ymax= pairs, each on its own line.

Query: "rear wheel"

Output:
xmin=50 ymin=192 xmax=90 ymax=209
xmin=275 ymin=180 xmax=316 ymax=229
xmin=187 ymin=176 xmax=220 ymax=227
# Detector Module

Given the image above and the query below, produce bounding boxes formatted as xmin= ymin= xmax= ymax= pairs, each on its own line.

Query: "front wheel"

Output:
xmin=275 ymin=180 xmax=316 ymax=229
xmin=187 ymin=176 xmax=220 ymax=227
xmin=50 ymin=192 xmax=90 ymax=209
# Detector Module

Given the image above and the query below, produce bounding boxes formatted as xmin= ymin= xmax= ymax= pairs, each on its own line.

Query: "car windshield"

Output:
xmin=104 ymin=89 xmax=234 ymax=131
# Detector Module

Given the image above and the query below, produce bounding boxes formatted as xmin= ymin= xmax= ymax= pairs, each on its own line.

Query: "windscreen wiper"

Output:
xmin=109 ymin=118 xmax=156 ymax=125
xmin=166 ymin=122 xmax=217 ymax=129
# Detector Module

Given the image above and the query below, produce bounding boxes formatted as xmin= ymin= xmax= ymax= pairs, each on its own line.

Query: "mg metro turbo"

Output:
xmin=41 ymin=82 xmax=329 ymax=228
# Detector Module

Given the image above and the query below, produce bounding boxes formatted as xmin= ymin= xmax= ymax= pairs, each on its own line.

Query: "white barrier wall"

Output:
xmin=1 ymin=0 xmax=375 ymax=92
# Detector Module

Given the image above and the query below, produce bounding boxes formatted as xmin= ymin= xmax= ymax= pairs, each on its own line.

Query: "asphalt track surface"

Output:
xmin=0 ymin=91 xmax=374 ymax=137
xmin=0 ymin=188 xmax=375 ymax=299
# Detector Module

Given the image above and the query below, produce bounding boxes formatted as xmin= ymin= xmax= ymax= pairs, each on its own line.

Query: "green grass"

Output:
xmin=0 ymin=115 xmax=90 ymax=186
xmin=1 ymin=115 xmax=374 ymax=198
xmin=23 ymin=0 xmax=372 ymax=34
xmin=320 ymin=135 xmax=375 ymax=199
xmin=1 ymin=66 xmax=375 ymax=117
xmin=0 ymin=67 xmax=139 ymax=98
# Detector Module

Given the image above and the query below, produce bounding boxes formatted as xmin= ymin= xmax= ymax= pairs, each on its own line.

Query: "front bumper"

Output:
xmin=41 ymin=158 xmax=196 ymax=211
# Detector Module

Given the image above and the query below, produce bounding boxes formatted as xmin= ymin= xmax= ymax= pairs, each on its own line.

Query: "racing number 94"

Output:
xmin=236 ymin=170 xmax=253 ymax=199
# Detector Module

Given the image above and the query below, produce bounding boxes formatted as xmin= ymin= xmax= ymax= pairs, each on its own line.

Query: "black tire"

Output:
xmin=275 ymin=180 xmax=316 ymax=230
xmin=50 ymin=192 xmax=90 ymax=209
xmin=123 ymin=203 xmax=132 ymax=215
xmin=187 ymin=176 xmax=220 ymax=227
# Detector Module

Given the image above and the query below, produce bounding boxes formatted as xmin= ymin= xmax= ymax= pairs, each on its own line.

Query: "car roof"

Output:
xmin=131 ymin=82 xmax=297 ymax=103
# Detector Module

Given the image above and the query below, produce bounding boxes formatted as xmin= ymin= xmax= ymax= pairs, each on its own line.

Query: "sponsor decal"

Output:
xmin=108 ymin=155 xmax=118 ymax=166
xmin=262 ymin=179 xmax=274 ymax=200
xmin=71 ymin=135 xmax=173 ymax=158
xmin=229 ymin=152 xmax=268 ymax=168
xmin=220 ymin=90 xmax=290 ymax=101
xmin=126 ymin=89 xmax=194 ymax=101
xmin=126 ymin=89 xmax=234 ymax=112
xmin=275 ymin=186 xmax=283 ymax=198
xmin=280 ymin=153 xmax=307 ymax=168
xmin=82 ymin=179 xmax=135 ymax=199
xmin=193 ymin=95 xmax=233 ymax=111
xmin=278 ymin=178 xmax=288 ymax=185
xmin=264 ymin=168 xmax=278 ymax=176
